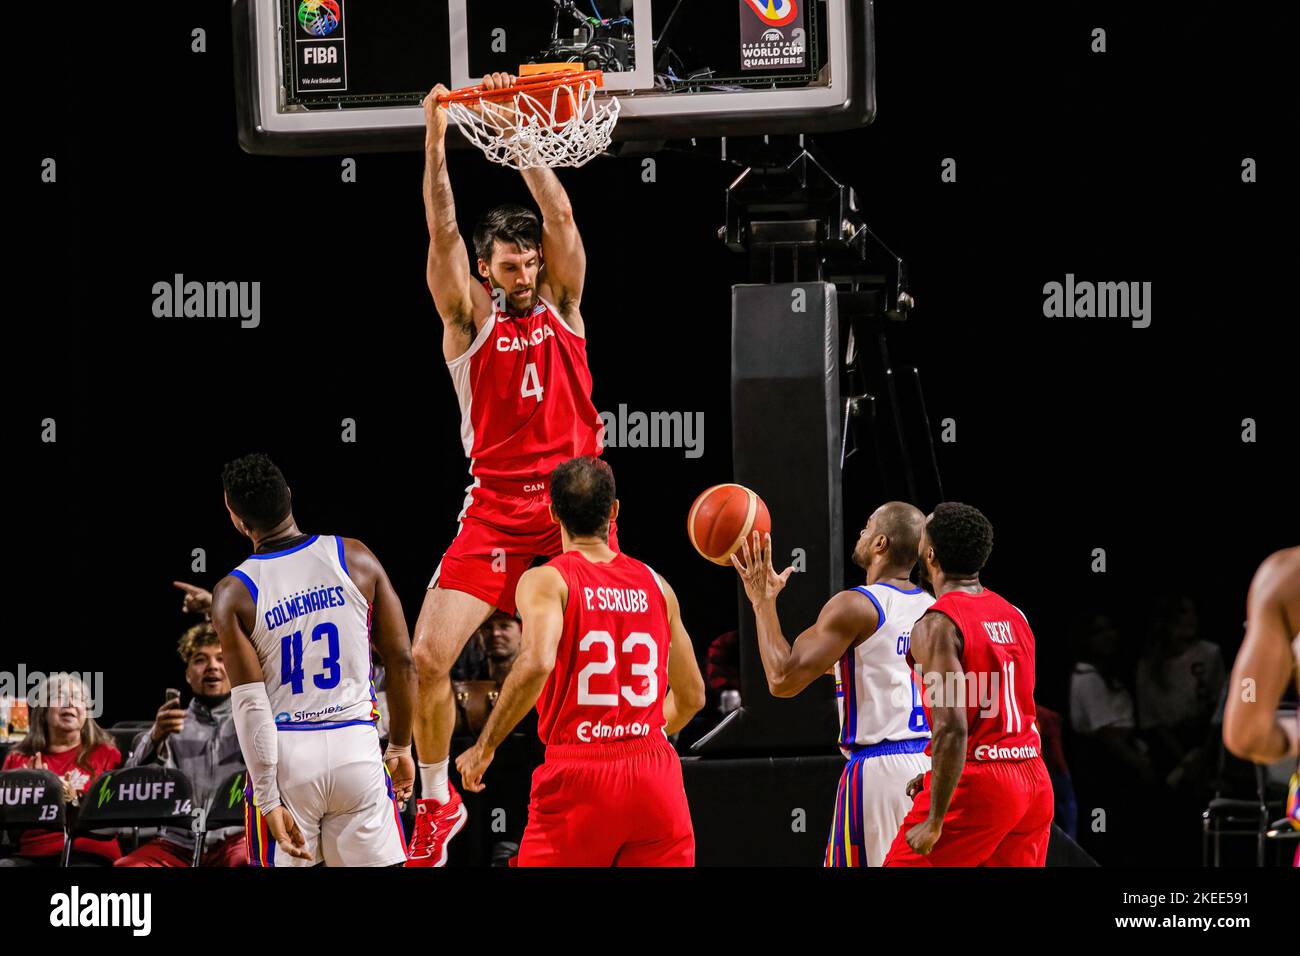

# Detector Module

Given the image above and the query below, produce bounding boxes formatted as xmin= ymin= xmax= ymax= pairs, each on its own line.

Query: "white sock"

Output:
xmin=418 ymin=759 xmax=450 ymax=805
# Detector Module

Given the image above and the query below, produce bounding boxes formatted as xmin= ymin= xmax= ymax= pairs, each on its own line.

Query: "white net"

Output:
xmin=445 ymin=75 xmax=621 ymax=170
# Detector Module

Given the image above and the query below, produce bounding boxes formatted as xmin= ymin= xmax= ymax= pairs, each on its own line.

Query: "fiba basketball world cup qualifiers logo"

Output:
xmin=742 ymin=0 xmax=799 ymax=28
xmin=298 ymin=0 xmax=341 ymax=38
xmin=739 ymin=0 xmax=804 ymax=71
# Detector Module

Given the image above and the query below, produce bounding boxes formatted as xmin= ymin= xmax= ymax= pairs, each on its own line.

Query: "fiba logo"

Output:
xmin=742 ymin=0 xmax=798 ymax=28
xmin=762 ymin=29 xmax=784 ymax=43
xmin=297 ymin=0 xmax=341 ymax=38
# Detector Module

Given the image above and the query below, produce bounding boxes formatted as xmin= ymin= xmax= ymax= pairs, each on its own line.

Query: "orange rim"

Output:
xmin=437 ymin=70 xmax=605 ymax=106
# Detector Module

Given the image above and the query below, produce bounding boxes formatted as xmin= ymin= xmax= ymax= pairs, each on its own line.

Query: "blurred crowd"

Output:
xmin=1 ymin=614 xmax=245 ymax=867
xmin=1060 ymin=594 xmax=1233 ymax=865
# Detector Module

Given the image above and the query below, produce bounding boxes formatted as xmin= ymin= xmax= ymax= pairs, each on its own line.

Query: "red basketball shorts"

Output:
xmin=431 ymin=474 xmax=620 ymax=616
xmin=516 ymin=735 xmax=695 ymax=867
xmin=883 ymin=757 xmax=1053 ymax=867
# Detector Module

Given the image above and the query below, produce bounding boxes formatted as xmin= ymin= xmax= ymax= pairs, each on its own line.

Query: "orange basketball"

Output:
xmin=687 ymin=484 xmax=772 ymax=566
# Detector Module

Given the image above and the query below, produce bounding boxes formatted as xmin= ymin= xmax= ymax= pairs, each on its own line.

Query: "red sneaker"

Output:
xmin=405 ymin=786 xmax=468 ymax=867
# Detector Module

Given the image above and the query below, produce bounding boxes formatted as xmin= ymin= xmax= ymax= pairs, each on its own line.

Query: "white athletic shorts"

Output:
xmin=245 ymin=723 xmax=407 ymax=868
xmin=826 ymin=741 xmax=931 ymax=867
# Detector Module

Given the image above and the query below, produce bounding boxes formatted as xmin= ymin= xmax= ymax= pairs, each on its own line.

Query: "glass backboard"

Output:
xmin=234 ymin=0 xmax=875 ymax=155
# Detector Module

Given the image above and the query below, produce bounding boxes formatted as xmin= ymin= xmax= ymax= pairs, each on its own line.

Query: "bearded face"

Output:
xmin=481 ymin=242 xmax=541 ymax=317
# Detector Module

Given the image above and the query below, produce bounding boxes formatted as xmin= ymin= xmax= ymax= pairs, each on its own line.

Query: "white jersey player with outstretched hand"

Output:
xmin=732 ymin=501 xmax=934 ymax=867
xmin=211 ymin=454 xmax=418 ymax=867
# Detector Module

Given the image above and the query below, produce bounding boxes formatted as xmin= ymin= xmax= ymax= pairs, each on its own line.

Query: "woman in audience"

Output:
xmin=0 ymin=673 xmax=122 ymax=866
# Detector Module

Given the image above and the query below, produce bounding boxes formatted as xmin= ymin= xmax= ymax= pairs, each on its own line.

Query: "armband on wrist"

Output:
xmin=383 ymin=742 xmax=411 ymax=761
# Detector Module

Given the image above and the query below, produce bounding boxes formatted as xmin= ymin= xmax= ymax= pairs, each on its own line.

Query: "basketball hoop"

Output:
xmin=438 ymin=69 xmax=620 ymax=170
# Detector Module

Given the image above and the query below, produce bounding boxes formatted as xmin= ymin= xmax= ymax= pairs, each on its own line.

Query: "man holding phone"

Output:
xmin=116 ymin=622 xmax=249 ymax=867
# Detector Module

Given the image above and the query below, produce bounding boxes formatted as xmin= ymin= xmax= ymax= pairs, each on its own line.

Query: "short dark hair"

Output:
xmin=549 ymin=457 xmax=616 ymax=538
xmin=873 ymin=501 xmax=925 ymax=566
xmin=927 ymin=502 xmax=993 ymax=576
xmin=473 ymin=204 xmax=540 ymax=263
xmin=222 ymin=453 xmax=291 ymax=534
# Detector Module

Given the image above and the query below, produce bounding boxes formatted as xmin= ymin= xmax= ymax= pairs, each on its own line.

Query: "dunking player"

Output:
xmin=408 ymin=74 xmax=615 ymax=865
xmin=732 ymin=502 xmax=934 ymax=867
xmin=883 ymin=502 xmax=1054 ymax=867
xmin=1223 ymin=547 xmax=1300 ymax=865
xmin=211 ymin=454 xmax=416 ymax=867
xmin=456 ymin=457 xmax=705 ymax=866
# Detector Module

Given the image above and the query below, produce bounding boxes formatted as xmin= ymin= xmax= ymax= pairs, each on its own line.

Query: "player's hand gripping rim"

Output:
xmin=422 ymin=84 xmax=452 ymax=142
xmin=425 ymin=72 xmax=520 ymax=141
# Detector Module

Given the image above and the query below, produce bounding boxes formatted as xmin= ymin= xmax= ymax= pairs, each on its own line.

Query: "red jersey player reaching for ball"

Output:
xmin=883 ymin=502 xmax=1054 ymax=867
xmin=457 ymin=457 xmax=706 ymax=866
xmin=407 ymin=74 xmax=617 ymax=865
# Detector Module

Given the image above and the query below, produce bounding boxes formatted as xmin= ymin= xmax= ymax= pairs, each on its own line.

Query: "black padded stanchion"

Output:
xmin=682 ymin=755 xmax=842 ymax=865
xmin=693 ymin=282 xmax=843 ymax=755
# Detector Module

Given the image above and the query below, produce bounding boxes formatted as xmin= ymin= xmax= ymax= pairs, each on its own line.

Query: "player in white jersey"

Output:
xmin=211 ymin=454 xmax=417 ymax=867
xmin=733 ymin=501 xmax=933 ymax=866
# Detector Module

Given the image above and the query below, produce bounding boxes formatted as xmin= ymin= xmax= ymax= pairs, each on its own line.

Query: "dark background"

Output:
xmin=11 ymin=2 xmax=1295 ymax=862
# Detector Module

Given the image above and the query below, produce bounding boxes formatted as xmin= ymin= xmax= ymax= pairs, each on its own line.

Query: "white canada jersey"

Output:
xmin=229 ymin=535 xmax=378 ymax=728
xmin=834 ymin=583 xmax=935 ymax=752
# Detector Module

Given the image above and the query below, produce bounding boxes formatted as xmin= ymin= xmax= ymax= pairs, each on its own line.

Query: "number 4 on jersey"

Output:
xmin=521 ymin=362 xmax=544 ymax=403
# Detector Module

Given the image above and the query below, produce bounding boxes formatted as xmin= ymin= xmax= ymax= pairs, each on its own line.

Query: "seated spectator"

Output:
xmin=446 ymin=611 xmax=542 ymax=866
xmin=1 ymin=674 xmax=121 ymax=866
xmin=1137 ymin=595 xmax=1225 ymax=759
xmin=706 ymin=629 xmax=741 ymax=707
xmin=446 ymin=611 xmax=526 ymax=727
xmin=1068 ymin=613 xmax=1154 ymax=783
xmin=1137 ymin=595 xmax=1224 ymax=722
xmin=675 ymin=629 xmax=739 ymax=751
xmin=451 ymin=630 xmax=488 ymax=682
xmin=1066 ymin=613 xmax=1160 ymax=865
xmin=446 ymin=612 xmax=524 ymax=721
xmin=482 ymin=611 xmax=523 ymax=685
xmin=116 ymin=623 xmax=247 ymax=867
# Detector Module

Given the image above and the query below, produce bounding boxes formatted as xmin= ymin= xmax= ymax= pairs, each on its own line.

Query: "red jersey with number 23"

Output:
xmin=909 ymin=588 xmax=1043 ymax=762
xmin=447 ymin=291 xmax=603 ymax=482
xmin=536 ymin=551 xmax=671 ymax=748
